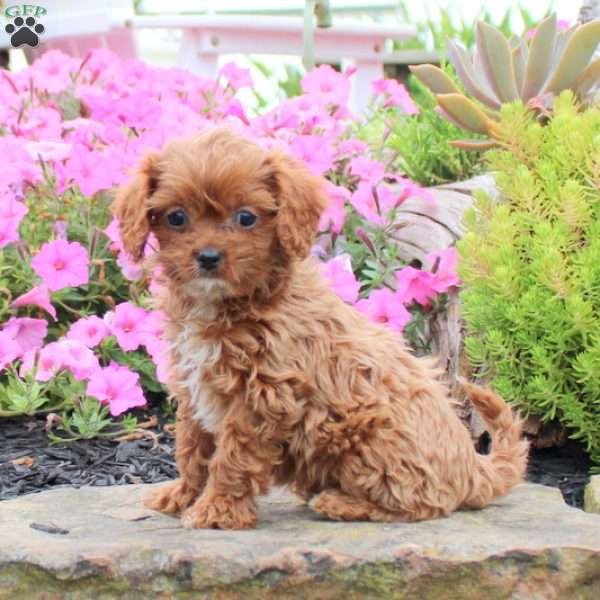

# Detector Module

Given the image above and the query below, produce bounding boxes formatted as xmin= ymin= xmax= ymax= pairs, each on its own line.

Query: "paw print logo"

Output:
xmin=5 ymin=16 xmax=45 ymax=48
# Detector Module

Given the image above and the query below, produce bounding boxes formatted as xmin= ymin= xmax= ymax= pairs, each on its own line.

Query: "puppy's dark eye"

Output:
xmin=166 ymin=209 xmax=188 ymax=228
xmin=234 ymin=210 xmax=257 ymax=228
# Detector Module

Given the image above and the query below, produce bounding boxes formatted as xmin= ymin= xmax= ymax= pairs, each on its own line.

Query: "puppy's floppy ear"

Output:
xmin=263 ymin=152 xmax=327 ymax=260
xmin=111 ymin=153 xmax=160 ymax=262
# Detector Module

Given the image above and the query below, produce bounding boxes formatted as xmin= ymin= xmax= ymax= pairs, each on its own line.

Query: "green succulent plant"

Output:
xmin=410 ymin=14 xmax=600 ymax=149
xmin=459 ymin=92 xmax=600 ymax=469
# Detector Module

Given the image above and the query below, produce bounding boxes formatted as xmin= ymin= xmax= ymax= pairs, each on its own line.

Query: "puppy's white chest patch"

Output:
xmin=172 ymin=320 xmax=223 ymax=433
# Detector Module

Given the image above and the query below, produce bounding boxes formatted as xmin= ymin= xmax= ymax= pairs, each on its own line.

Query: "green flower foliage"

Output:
xmin=458 ymin=91 xmax=600 ymax=469
xmin=357 ymin=78 xmax=483 ymax=187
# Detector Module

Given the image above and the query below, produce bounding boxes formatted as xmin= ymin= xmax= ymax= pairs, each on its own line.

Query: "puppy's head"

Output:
xmin=112 ymin=128 xmax=326 ymax=300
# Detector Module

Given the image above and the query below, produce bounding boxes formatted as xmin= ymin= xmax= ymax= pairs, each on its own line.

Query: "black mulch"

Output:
xmin=526 ymin=441 xmax=592 ymax=508
xmin=0 ymin=411 xmax=593 ymax=509
xmin=0 ymin=410 xmax=177 ymax=501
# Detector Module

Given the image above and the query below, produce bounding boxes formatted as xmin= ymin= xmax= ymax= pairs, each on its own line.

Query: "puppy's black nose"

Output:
xmin=196 ymin=248 xmax=223 ymax=271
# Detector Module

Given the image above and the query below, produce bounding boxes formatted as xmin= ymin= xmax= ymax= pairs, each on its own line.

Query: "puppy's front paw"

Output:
xmin=143 ymin=479 xmax=199 ymax=515
xmin=181 ymin=494 xmax=257 ymax=529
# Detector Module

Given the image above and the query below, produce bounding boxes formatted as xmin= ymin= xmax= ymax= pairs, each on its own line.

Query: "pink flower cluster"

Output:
xmin=0 ymin=48 xmax=460 ymax=417
xmin=321 ymin=247 xmax=460 ymax=332
xmin=5 ymin=302 xmax=168 ymax=416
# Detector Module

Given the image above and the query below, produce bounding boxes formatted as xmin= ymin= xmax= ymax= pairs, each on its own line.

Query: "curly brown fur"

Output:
xmin=113 ymin=128 xmax=529 ymax=529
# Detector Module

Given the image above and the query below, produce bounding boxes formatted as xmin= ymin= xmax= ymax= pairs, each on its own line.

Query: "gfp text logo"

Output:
xmin=3 ymin=4 xmax=46 ymax=48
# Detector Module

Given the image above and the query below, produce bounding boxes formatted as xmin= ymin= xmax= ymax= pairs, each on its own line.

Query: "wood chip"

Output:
xmin=137 ymin=415 xmax=159 ymax=430
xmin=163 ymin=423 xmax=176 ymax=436
xmin=115 ymin=430 xmax=159 ymax=448
xmin=11 ymin=456 xmax=34 ymax=468
xmin=29 ymin=522 xmax=70 ymax=535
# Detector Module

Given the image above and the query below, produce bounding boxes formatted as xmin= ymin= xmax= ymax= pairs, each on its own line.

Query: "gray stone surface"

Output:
xmin=1 ymin=482 xmax=600 ymax=599
xmin=585 ymin=475 xmax=600 ymax=514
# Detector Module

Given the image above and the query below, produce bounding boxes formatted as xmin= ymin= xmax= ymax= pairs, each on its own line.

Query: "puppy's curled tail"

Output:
xmin=458 ymin=377 xmax=529 ymax=509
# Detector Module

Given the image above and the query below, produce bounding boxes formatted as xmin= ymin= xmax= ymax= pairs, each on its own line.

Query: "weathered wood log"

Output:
xmin=392 ymin=174 xmax=500 ymax=438
xmin=391 ymin=174 xmax=499 ymax=266
xmin=392 ymin=174 xmax=559 ymax=444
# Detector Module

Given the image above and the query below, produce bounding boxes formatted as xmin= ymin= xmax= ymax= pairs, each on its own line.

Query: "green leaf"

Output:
xmin=512 ymin=44 xmax=526 ymax=96
xmin=449 ymin=138 xmax=497 ymax=151
xmin=446 ymin=40 xmax=501 ymax=108
xmin=476 ymin=21 xmax=519 ymax=102
xmin=408 ymin=64 xmax=461 ymax=95
xmin=521 ymin=13 xmax=557 ymax=101
xmin=572 ymin=57 xmax=600 ymax=97
xmin=544 ymin=20 xmax=600 ymax=94
xmin=436 ymin=94 xmax=494 ymax=134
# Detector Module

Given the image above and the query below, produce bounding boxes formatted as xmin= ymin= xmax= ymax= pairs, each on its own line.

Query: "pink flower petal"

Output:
xmin=12 ymin=285 xmax=57 ymax=320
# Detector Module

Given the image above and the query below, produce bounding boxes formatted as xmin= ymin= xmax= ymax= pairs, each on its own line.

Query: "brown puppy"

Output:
xmin=113 ymin=128 xmax=528 ymax=529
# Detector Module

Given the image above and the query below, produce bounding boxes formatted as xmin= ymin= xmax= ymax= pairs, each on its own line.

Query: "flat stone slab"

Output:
xmin=1 ymin=483 xmax=599 ymax=599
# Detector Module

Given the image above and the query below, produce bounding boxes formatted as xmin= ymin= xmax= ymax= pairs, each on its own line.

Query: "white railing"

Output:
xmin=13 ymin=1 xmax=416 ymax=113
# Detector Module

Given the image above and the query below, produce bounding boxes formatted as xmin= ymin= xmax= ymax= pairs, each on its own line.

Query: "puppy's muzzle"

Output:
xmin=196 ymin=248 xmax=223 ymax=272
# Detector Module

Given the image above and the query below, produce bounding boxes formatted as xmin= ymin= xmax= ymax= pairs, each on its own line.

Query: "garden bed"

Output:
xmin=0 ymin=404 xmax=177 ymax=502
xmin=0 ymin=403 xmax=591 ymax=509
xmin=1 ymin=16 xmax=600 ymax=523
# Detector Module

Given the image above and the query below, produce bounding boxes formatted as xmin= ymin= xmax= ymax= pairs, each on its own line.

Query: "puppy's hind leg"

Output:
xmin=309 ymin=489 xmax=417 ymax=523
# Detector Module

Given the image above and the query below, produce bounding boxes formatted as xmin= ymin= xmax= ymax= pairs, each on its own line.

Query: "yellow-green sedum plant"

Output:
xmin=410 ymin=14 xmax=600 ymax=150
xmin=458 ymin=92 xmax=600 ymax=469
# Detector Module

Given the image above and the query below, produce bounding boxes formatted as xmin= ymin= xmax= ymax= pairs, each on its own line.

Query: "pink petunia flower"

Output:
xmin=321 ymin=254 xmax=361 ymax=303
xmin=57 ymin=145 xmax=116 ymax=196
xmin=395 ymin=267 xmax=437 ymax=306
xmin=0 ymin=135 xmax=41 ymax=188
xmin=31 ymin=240 xmax=89 ymax=291
xmin=289 ymin=135 xmax=335 ymax=176
xmin=25 ymin=140 xmax=72 ymax=163
xmin=390 ymin=176 xmax=435 ymax=204
xmin=153 ymin=346 xmax=171 ymax=385
xmin=337 ymin=139 xmax=369 ymax=157
xmin=355 ymin=288 xmax=412 ymax=333
xmin=116 ymin=250 xmax=144 ymax=281
xmin=2 ymin=317 xmax=48 ymax=355
xmin=148 ymin=265 xmax=167 ymax=297
xmin=0 ymin=191 xmax=28 ymax=248
xmin=35 ymin=339 xmax=99 ymax=382
xmin=146 ymin=337 xmax=170 ymax=385
xmin=350 ymin=181 xmax=402 ymax=225
xmin=140 ymin=310 xmax=167 ymax=354
xmin=34 ymin=343 xmax=63 ymax=381
xmin=0 ymin=219 xmax=21 ymax=249
xmin=11 ymin=285 xmax=57 ymax=320
xmin=223 ymin=98 xmax=250 ymax=124
xmin=61 ymin=339 xmax=101 ymax=380
xmin=86 ymin=362 xmax=147 ymax=416
xmin=320 ymin=182 xmax=349 ymax=234
xmin=349 ymin=156 xmax=386 ymax=183
xmin=67 ymin=315 xmax=110 ymax=348
xmin=0 ymin=330 xmax=20 ymax=371
xmin=26 ymin=50 xmax=80 ymax=94
xmin=107 ymin=302 xmax=149 ymax=352
xmin=301 ymin=64 xmax=351 ymax=107
xmin=0 ymin=191 xmax=28 ymax=227
xmin=103 ymin=218 xmax=123 ymax=252
xmin=428 ymin=247 xmax=461 ymax=294
xmin=18 ymin=348 xmax=37 ymax=378
xmin=372 ymin=78 xmax=419 ymax=114
xmin=218 ymin=62 xmax=253 ymax=89
xmin=18 ymin=106 xmax=62 ymax=141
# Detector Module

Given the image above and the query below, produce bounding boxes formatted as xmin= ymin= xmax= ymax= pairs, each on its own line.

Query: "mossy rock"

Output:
xmin=1 ymin=483 xmax=599 ymax=599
